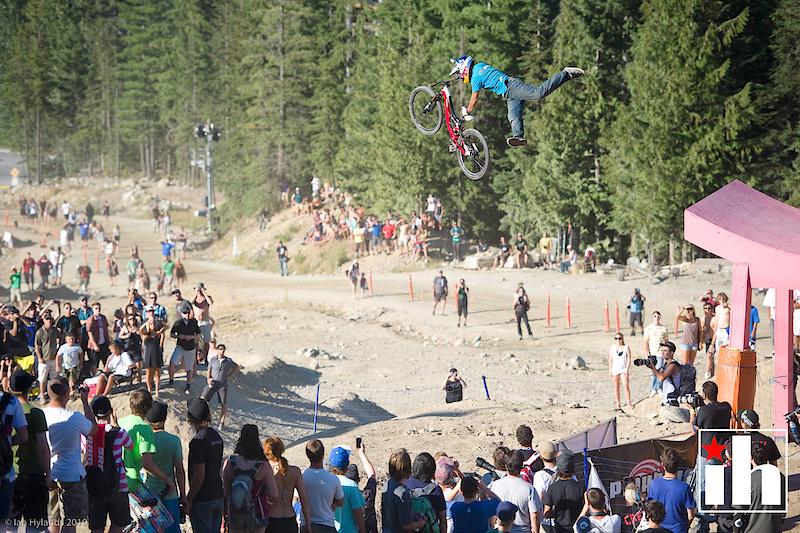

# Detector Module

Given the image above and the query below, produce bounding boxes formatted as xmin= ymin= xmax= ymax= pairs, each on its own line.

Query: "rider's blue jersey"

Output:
xmin=470 ymin=62 xmax=509 ymax=96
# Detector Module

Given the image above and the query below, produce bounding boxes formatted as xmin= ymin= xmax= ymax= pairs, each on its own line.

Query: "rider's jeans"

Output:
xmin=505 ymin=71 xmax=570 ymax=138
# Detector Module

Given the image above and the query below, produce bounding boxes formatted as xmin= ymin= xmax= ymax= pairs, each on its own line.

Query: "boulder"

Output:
xmin=659 ymin=405 xmax=690 ymax=423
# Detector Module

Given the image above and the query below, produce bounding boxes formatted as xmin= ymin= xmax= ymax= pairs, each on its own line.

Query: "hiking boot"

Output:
xmin=507 ymin=136 xmax=527 ymax=147
xmin=563 ymin=67 xmax=585 ymax=79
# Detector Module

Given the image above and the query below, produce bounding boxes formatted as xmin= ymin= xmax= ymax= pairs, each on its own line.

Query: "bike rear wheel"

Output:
xmin=457 ymin=128 xmax=490 ymax=180
xmin=409 ymin=86 xmax=443 ymax=135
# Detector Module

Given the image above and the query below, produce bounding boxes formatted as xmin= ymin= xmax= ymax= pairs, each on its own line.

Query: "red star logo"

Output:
xmin=702 ymin=436 xmax=726 ymax=462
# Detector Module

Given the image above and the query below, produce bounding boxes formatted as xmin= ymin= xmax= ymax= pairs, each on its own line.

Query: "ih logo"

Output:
xmin=698 ymin=429 xmax=788 ymax=513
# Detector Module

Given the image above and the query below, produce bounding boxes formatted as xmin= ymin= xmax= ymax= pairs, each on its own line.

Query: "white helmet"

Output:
xmin=449 ymin=56 xmax=473 ymax=83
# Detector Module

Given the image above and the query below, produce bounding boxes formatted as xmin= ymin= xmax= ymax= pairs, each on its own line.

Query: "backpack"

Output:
xmin=229 ymin=457 xmax=264 ymax=518
xmin=0 ymin=393 xmax=15 ymax=479
xmin=666 ymin=360 xmax=696 ymax=399
xmin=520 ymin=453 xmax=544 ymax=484
xmin=86 ymin=426 xmax=120 ymax=503
xmin=410 ymin=483 xmax=439 ymax=533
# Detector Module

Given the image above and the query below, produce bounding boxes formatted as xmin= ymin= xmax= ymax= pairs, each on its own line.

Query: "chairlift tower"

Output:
xmin=193 ymin=121 xmax=222 ymax=232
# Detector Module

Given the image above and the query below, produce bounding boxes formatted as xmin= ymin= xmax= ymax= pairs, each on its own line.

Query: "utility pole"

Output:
xmin=193 ymin=121 xmax=222 ymax=233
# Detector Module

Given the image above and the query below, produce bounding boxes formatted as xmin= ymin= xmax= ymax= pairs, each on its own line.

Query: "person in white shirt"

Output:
xmin=573 ymin=488 xmax=621 ymax=533
xmin=43 ymin=378 xmax=97 ymax=533
xmin=302 ymin=439 xmax=343 ymax=533
xmin=488 ymin=450 xmax=541 ymax=533
xmin=0 ymin=382 xmax=29 ymax=525
xmin=84 ymin=341 xmax=135 ymax=396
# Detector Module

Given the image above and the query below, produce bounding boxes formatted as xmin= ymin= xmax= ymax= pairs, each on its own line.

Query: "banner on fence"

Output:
xmin=555 ymin=417 xmax=618 ymax=453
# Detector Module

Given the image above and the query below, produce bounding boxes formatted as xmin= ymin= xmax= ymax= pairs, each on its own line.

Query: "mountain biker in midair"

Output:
xmin=450 ymin=56 xmax=585 ymax=147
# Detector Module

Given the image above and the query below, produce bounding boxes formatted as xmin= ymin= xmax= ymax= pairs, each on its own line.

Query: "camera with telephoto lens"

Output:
xmin=633 ymin=355 xmax=658 ymax=367
xmin=475 ymin=457 xmax=500 ymax=481
xmin=676 ymin=392 xmax=704 ymax=408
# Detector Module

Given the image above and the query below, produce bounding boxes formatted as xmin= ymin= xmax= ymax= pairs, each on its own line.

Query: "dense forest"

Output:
xmin=0 ymin=0 xmax=798 ymax=262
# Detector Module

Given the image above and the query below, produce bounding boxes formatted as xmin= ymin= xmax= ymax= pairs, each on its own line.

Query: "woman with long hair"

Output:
xmin=222 ymin=425 xmax=278 ymax=533
xmin=263 ymin=437 xmax=312 ymax=533
xmin=118 ymin=313 xmax=142 ymax=383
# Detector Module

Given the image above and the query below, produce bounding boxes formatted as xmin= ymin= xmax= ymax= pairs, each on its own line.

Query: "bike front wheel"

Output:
xmin=457 ymin=128 xmax=490 ymax=180
xmin=409 ymin=86 xmax=443 ymax=135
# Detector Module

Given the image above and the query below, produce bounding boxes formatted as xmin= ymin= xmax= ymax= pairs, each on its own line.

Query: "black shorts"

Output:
xmin=434 ymin=292 xmax=446 ymax=303
xmin=9 ymin=472 xmax=49 ymax=527
xmin=202 ymin=383 xmax=228 ymax=405
xmin=457 ymin=305 xmax=468 ymax=317
xmin=266 ymin=516 xmax=299 ymax=533
xmin=81 ymin=234 xmax=89 ymax=241
xmin=88 ymin=490 xmax=131 ymax=530
xmin=629 ymin=312 xmax=643 ymax=327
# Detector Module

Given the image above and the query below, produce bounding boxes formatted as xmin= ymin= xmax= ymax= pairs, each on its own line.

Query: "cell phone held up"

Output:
xmin=356 ymin=437 xmax=362 ymax=449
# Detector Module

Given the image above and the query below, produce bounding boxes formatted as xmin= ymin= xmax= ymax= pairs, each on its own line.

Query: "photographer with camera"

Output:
xmin=642 ymin=342 xmax=681 ymax=406
xmin=442 ymin=369 xmax=466 ymax=404
xmin=689 ymin=381 xmax=732 ymax=508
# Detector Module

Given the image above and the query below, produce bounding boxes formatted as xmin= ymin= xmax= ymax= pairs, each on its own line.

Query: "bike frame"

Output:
xmin=436 ymin=81 xmax=473 ymax=156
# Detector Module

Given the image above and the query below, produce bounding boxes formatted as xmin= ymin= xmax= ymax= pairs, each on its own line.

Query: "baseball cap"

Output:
xmin=496 ymin=502 xmax=519 ymax=522
xmin=7 ymin=306 xmax=19 ymax=314
xmin=435 ymin=456 xmax=456 ymax=485
xmin=9 ymin=369 xmax=34 ymax=392
xmin=145 ymin=305 xmax=155 ymax=312
xmin=146 ymin=400 xmax=168 ymax=423
xmin=659 ymin=341 xmax=676 ymax=352
xmin=10 ymin=266 xmax=16 ymax=271
xmin=460 ymin=476 xmax=479 ymax=496
xmin=538 ymin=440 xmax=556 ymax=461
xmin=172 ymin=289 xmax=181 ymax=295
xmin=329 ymin=446 xmax=351 ymax=468
xmin=738 ymin=409 xmax=759 ymax=428
xmin=187 ymin=397 xmax=211 ymax=422
xmin=90 ymin=395 xmax=112 ymax=417
xmin=556 ymin=448 xmax=575 ymax=475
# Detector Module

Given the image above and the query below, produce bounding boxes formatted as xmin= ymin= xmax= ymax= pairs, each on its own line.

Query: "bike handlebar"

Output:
xmin=430 ymin=76 xmax=462 ymax=88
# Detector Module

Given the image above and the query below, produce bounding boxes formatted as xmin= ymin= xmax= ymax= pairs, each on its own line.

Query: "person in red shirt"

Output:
xmin=22 ymin=252 xmax=36 ymax=292
xmin=381 ymin=221 xmax=396 ymax=252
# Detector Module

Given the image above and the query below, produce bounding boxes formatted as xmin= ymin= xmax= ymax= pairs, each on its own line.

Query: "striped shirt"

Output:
xmin=86 ymin=422 xmax=134 ymax=492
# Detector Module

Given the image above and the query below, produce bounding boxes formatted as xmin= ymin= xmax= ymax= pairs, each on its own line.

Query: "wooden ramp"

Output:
xmin=685 ymin=179 xmax=798 ymax=432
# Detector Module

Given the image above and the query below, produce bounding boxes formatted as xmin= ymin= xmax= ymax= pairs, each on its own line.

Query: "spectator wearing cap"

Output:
xmin=168 ymin=306 xmax=201 ymax=392
xmin=488 ymin=450 xmax=541 ymax=533
xmin=186 ymin=397 xmax=224 ymax=533
xmin=646 ymin=447 xmax=695 ymax=533
xmin=302 ymin=439 xmax=344 ymax=533
xmin=647 ymin=342 xmax=681 ymax=407
xmin=8 ymin=369 xmax=46 ymax=533
xmin=627 ymin=289 xmax=646 ymax=336
xmin=86 ymin=302 xmax=111 ymax=375
xmin=172 ymin=289 xmax=191 ymax=318
xmin=343 ymin=442 xmax=377 ymax=533
xmin=488 ymin=501 xmax=518 ymax=533
xmin=118 ymin=390 xmax=175 ymax=509
xmin=737 ymin=409 xmax=781 ymax=466
xmin=56 ymin=333 xmax=83 ymax=394
xmin=85 ymin=395 xmax=134 ymax=533
xmin=144 ymin=400 xmax=186 ymax=533
xmin=431 ymin=456 xmax=460 ymax=533
xmin=86 ymin=341 xmax=135 ymax=396
xmin=450 ymin=475 xmax=500 ymax=533
xmin=542 ymin=448 xmax=584 ymax=533
xmin=328 ymin=446 xmax=366 ymax=533
xmin=140 ymin=306 xmax=167 ymax=397
xmin=34 ymin=313 xmax=60 ymax=401
xmin=43 ymin=378 xmax=95 ymax=533
xmin=573 ymin=488 xmax=621 ymax=533
xmin=532 ymin=441 xmax=558 ymax=518
xmin=9 ymin=267 xmax=22 ymax=306
xmin=407 ymin=453 xmax=447 ymax=533
xmin=560 ymin=245 xmax=577 ymax=274
xmin=201 ymin=343 xmax=240 ymax=430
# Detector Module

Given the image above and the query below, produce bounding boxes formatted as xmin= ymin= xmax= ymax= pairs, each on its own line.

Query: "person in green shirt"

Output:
xmin=162 ymin=260 xmax=176 ymax=294
xmin=144 ymin=400 xmax=186 ymax=533
xmin=117 ymin=389 xmax=175 ymax=496
xmin=449 ymin=222 xmax=464 ymax=261
xmin=9 ymin=369 xmax=49 ymax=533
xmin=9 ymin=266 xmax=22 ymax=306
xmin=127 ymin=259 xmax=139 ymax=290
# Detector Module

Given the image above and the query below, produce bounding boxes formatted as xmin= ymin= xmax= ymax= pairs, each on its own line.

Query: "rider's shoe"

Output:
xmin=449 ymin=141 xmax=458 ymax=153
xmin=564 ymin=67 xmax=585 ymax=79
xmin=507 ymin=136 xmax=527 ymax=147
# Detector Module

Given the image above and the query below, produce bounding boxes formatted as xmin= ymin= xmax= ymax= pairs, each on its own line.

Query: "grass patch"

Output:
xmin=277 ymin=224 xmax=300 ymax=243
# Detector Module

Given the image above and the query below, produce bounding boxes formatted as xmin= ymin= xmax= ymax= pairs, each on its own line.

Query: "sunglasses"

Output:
xmin=615 ymin=336 xmax=623 ymax=340
xmin=653 ymin=314 xmax=661 ymax=318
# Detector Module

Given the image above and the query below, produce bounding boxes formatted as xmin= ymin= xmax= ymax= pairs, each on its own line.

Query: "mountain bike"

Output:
xmin=409 ymin=77 xmax=490 ymax=180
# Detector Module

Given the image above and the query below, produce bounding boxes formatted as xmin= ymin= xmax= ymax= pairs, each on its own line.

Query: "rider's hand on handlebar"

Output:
xmin=461 ymin=106 xmax=474 ymax=121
